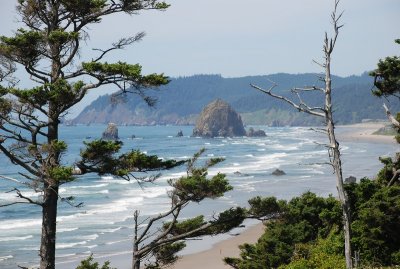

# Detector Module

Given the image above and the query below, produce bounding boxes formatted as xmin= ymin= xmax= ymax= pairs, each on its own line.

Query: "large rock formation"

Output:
xmin=192 ymin=99 xmax=246 ymax=138
xmin=102 ymin=123 xmax=119 ymax=140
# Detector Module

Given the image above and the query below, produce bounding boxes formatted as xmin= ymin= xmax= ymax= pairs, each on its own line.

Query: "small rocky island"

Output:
xmin=102 ymin=123 xmax=119 ymax=140
xmin=247 ymin=127 xmax=267 ymax=137
xmin=192 ymin=99 xmax=246 ymax=138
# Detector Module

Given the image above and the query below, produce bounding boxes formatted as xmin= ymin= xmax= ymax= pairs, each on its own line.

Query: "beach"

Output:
xmin=1 ymin=123 xmax=397 ymax=269
xmin=337 ymin=122 xmax=396 ymax=144
xmin=171 ymin=223 xmax=265 ymax=269
xmin=168 ymin=122 xmax=397 ymax=269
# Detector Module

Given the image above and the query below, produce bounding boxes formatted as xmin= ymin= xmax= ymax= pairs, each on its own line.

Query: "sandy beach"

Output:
xmin=56 ymin=122 xmax=396 ymax=269
xmin=171 ymin=223 xmax=265 ymax=269
xmin=169 ymin=122 xmax=396 ymax=269
xmin=337 ymin=122 xmax=396 ymax=144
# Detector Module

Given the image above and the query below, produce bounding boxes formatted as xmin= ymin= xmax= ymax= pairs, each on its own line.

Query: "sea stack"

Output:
xmin=192 ymin=99 xmax=246 ymax=138
xmin=102 ymin=123 xmax=119 ymax=140
xmin=247 ymin=127 xmax=267 ymax=137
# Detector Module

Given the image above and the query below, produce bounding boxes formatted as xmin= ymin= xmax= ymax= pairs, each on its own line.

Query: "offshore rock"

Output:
xmin=344 ymin=176 xmax=357 ymax=184
xmin=272 ymin=169 xmax=286 ymax=176
xmin=192 ymin=99 xmax=246 ymax=138
xmin=247 ymin=127 xmax=267 ymax=137
xmin=176 ymin=130 xmax=184 ymax=137
xmin=102 ymin=123 xmax=119 ymax=140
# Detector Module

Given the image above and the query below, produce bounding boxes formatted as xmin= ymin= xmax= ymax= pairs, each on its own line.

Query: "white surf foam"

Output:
xmin=57 ymin=241 xmax=87 ymax=249
xmin=0 ymin=235 xmax=33 ymax=242
xmin=0 ymin=255 xmax=13 ymax=262
xmin=0 ymin=219 xmax=41 ymax=230
xmin=58 ymin=227 xmax=78 ymax=233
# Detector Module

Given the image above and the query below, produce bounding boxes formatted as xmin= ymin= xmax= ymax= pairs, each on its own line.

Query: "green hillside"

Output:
xmin=73 ymin=73 xmax=399 ymax=126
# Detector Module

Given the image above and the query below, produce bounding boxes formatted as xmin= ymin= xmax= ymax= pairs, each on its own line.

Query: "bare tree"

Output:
xmin=250 ymin=1 xmax=353 ymax=268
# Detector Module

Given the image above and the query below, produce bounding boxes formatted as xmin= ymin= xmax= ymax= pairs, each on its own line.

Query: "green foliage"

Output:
xmin=82 ymin=61 xmax=169 ymax=87
xmin=164 ymin=215 xmax=206 ymax=236
xmin=79 ymin=140 xmax=183 ymax=178
xmin=171 ymin=172 xmax=232 ymax=202
xmin=209 ymin=207 xmax=247 ymax=234
xmin=0 ymin=97 xmax=12 ymax=119
xmin=370 ymin=39 xmax=400 ymax=97
xmin=60 ymin=0 xmax=107 ymax=18
xmin=9 ymin=79 xmax=86 ymax=112
xmin=76 ymin=74 xmax=400 ymax=126
xmin=0 ymin=1 xmax=175 ymax=268
xmin=0 ymin=29 xmax=44 ymax=64
xmin=225 ymin=192 xmax=342 ymax=269
xmin=146 ymin=242 xmax=186 ymax=269
xmin=76 ymin=254 xmax=115 ymax=269
xmin=280 ymin=228 xmax=345 ymax=269
xmin=346 ymin=179 xmax=400 ymax=266
xmin=230 ymin=175 xmax=399 ymax=269
xmin=48 ymin=166 xmax=74 ymax=183
xmin=375 ymin=154 xmax=400 ymax=186
xmin=248 ymin=196 xmax=284 ymax=219
xmin=79 ymin=140 xmax=121 ymax=174
xmin=48 ymin=30 xmax=79 ymax=45
xmin=133 ymin=150 xmax=244 ymax=269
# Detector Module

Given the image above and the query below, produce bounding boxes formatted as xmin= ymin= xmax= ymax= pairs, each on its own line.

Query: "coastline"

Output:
xmin=171 ymin=222 xmax=265 ymax=269
xmin=169 ymin=122 xmax=397 ymax=269
xmin=337 ymin=122 xmax=396 ymax=144
xmin=6 ymin=123 xmax=397 ymax=269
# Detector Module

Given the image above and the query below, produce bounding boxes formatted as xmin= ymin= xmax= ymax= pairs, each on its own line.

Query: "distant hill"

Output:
xmin=72 ymin=73 xmax=400 ymax=126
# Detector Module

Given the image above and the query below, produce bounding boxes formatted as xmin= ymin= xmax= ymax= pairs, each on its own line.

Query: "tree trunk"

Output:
xmin=132 ymin=253 xmax=140 ymax=269
xmin=40 ymin=185 xmax=59 ymax=269
xmin=325 ymin=54 xmax=353 ymax=269
xmin=132 ymin=210 xmax=141 ymax=269
xmin=39 ymin=106 xmax=60 ymax=269
xmin=328 ymin=124 xmax=353 ymax=268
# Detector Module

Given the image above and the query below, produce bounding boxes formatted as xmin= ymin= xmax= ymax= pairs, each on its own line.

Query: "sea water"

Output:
xmin=0 ymin=125 xmax=397 ymax=268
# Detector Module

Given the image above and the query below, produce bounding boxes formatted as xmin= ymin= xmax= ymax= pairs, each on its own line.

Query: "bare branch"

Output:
xmin=250 ymin=83 xmax=325 ymax=118
xmin=312 ymin=59 xmax=326 ymax=68
xmin=383 ymin=103 xmax=400 ymax=128
xmin=138 ymin=222 xmax=213 ymax=258
xmin=308 ymin=127 xmax=328 ymax=134
xmin=388 ymin=168 xmax=400 ymax=187
xmin=0 ymin=144 xmax=40 ymax=177
xmin=92 ymin=32 xmax=146 ymax=63
xmin=137 ymin=201 xmax=187 ymax=244
xmin=2 ymin=188 xmax=43 ymax=207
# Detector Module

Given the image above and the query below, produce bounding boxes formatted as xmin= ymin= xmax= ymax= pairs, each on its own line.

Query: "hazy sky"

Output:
xmin=0 ymin=0 xmax=399 ymax=116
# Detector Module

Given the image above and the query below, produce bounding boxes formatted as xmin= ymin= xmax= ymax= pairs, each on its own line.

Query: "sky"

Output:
xmin=0 ymin=0 xmax=399 ymax=116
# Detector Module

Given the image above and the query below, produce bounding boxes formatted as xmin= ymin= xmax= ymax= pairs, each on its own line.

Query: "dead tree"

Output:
xmin=250 ymin=1 xmax=353 ymax=268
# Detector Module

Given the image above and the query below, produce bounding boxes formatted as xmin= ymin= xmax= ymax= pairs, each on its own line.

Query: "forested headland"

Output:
xmin=72 ymin=73 xmax=400 ymax=126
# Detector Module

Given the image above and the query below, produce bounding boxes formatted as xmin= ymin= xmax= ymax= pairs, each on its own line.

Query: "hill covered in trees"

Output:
xmin=72 ymin=73 xmax=399 ymax=126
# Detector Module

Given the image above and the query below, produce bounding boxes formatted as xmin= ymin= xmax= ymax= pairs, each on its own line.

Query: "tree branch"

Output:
xmin=92 ymin=32 xmax=146 ymax=63
xmin=383 ymin=103 xmax=400 ymax=128
xmin=250 ymin=83 xmax=325 ymax=118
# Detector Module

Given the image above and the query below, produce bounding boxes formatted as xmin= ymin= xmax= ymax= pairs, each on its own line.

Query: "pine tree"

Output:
xmin=0 ymin=1 xmax=179 ymax=269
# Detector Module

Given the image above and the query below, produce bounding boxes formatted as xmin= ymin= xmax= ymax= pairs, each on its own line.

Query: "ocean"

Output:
xmin=0 ymin=125 xmax=396 ymax=268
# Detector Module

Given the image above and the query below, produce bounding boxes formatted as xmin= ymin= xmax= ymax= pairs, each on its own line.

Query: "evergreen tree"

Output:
xmin=370 ymin=39 xmax=400 ymax=143
xmin=0 ymin=1 xmax=178 ymax=269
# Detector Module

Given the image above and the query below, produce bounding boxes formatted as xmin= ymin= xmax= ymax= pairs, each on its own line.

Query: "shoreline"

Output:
xmin=171 ymin=222 xmax=265 ymax=269
xmin=337 ymin=122 xmax=396 ymax=144
xmin=11 ymin=123 xmax=399 ymax=269
xmin=169 ymin=122 xmax=397 ymax=269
